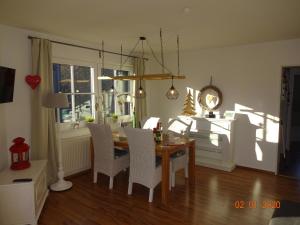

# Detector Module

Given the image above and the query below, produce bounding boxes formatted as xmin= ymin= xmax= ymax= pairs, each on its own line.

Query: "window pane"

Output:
xmin=53 ymin=63 xmax=71 ymax=93
xmin=116 ymin=70 xmax=129 ymax=93
xmin=58 ymin=95 xmax=73 ymax=123
xmin=102 ymin=93 xmax=115 ymax=115
xmin=74 ymin=66 xmax=91 ymax=93
xmin=75 ymin=94 xmax=93 ymax=121
xmin=101 ymin=68 xmax=114 ymax=92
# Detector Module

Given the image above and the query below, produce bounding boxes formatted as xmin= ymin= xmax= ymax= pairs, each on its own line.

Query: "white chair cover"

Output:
xmin=124 ymin=127 xmax=161 ymax=202
xmin=88 ymin=123 xmax=129 ymax=189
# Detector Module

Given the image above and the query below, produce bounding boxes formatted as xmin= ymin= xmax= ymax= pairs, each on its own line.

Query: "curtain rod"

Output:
xmin=27 ymin=36 xmax=148 ymax=61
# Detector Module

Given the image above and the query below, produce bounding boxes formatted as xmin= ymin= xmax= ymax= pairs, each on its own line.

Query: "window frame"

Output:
xmin=52 ymin=57 xmax=135 ymax=127
xmin=52 ymin=58 xmax=99 ymax=126
xmin=98 ymin=60 xmax=135 ymax=117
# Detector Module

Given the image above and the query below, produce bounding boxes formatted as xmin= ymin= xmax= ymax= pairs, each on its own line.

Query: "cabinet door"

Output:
xmin=0 ymin=183 xmax=35 ymax=225
xmin=34 ymin=167 xmax=47 ymax=214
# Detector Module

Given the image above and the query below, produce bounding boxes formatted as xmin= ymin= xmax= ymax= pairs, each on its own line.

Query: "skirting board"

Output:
xmin=196 ymin=157 xmax=235 ymax=172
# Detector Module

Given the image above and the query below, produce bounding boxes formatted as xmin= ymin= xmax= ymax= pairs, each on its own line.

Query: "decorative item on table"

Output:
xmin=9 ymin=137 xmax=31 ymax=170
xmin=25 ymin=74 xmax=41 ymax=90
xmin=153 ymin=128 xmax=162 ymax=143
xmin=156 ymin=121 xmax=162 ymax=130
xmin=182 ymin=90 xmax=196 ymax=116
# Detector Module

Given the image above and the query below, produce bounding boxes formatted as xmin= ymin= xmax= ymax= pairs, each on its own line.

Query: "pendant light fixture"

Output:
xmin=108 ymin=42 xmax=116 ymax=94
xmin=98 ymin=29 xmax=186 ymax=82
xmin=135 ymin=37 xmax=146 ymax=98
xmin=98 ymin=41 xmax=116 ymax=94
xmin=166 ymin=35 xmax=180 ymax=100
xmin=166 ymin=75 xmax=179 ymax=100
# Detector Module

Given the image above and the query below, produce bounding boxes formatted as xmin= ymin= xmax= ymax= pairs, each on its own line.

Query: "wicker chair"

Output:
xmin=124 ymin=127 xmax=162 ymax=202
xmin=88 ymin=123 xmax=129 ymax=189
xmin=167 ymin=118 xmax=192 ymax=187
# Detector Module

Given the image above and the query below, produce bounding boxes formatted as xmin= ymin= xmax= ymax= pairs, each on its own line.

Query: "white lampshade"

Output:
xmin=43 ymin=93 xmax=69 ymax=108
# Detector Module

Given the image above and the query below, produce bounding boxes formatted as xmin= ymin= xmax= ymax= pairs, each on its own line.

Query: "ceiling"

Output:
xmin=0 ymin=0 xmax=300 ymax=53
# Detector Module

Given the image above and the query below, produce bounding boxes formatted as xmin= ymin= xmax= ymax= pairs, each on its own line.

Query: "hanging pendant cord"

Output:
xmin=119 ymin=44 xmax=123 ymax=72
xmin=160 ymin=28 xmax=165 ymax=73
xmin=121 ymin=39 xmax=141 ymax=67
xmin=101 ymin=41 xmax=104 ymax=75
xmin=139 ymin=39 xmax=145 ymax=87
xmin=145 ymin=39 xmax=172 ymax=74
xmin=141 ymin=39 xmax=145 ymax=76
xmin=177 ymin=35 xmax=180 ymax=75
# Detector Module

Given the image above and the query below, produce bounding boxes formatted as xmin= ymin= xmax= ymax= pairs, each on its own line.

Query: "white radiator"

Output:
xmin=61 ymin=133 xmax=91 ymax=176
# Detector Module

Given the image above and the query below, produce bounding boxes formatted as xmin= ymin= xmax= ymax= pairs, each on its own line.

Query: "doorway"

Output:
xmin=278 ymin=67 xmax=300 ymax=179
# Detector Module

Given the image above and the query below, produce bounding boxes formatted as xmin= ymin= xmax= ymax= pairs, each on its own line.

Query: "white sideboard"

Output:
xmin=0 ymin=160 xmax=48 ymax=225
xmin=189 ymin=117 xmax=236 ymax=171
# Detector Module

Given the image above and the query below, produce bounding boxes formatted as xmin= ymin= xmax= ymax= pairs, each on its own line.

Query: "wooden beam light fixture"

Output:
xmin=107 ymin=30 xmax=185 ymax=82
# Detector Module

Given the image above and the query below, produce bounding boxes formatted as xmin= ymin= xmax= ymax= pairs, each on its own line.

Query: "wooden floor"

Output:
xmin=39 ymin=166 xmax=300 ymax=225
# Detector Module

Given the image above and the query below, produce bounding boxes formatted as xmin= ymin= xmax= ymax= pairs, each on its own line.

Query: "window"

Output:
xmin=100 ymin=68 xmax=134 ymax=117
xmin=53 ymin=63 xmax=95 ymax=123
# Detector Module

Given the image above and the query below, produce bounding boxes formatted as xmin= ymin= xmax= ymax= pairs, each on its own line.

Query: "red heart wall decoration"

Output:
xmin=25 ymin=75 xmax=41 ymax=90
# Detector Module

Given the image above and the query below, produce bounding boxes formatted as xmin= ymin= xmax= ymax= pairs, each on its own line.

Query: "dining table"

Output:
xmin=90 ymin=133 xmax=195 ymax=204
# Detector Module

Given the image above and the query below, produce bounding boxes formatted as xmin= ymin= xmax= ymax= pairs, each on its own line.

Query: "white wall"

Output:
xmin=0 ymin=25 xmax=31 ymax=170
xmin=146 ymin=39 xmax=300 ymax=172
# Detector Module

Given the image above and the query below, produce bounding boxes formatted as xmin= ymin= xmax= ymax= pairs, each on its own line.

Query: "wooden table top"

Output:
xmin=113 ymin=134 xmax=195 ymax=156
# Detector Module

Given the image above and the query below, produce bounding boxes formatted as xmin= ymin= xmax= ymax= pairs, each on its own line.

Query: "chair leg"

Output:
xmin=109 ymin=176 xmax=114 ymax=189
xmin=185 ymin=164 xmax=189 ymax=178
xmin=169 ymin=163 xmax=172 ymax=190
xmin=171 ymin=172 xmax=175 ymax=187
xmin=149 ymin=188 xmax=154 ymax=202
xmin=128 ymin=181 xmax=133 ymax=195
xmin=93 ymin=171 xmax=98 ymax=183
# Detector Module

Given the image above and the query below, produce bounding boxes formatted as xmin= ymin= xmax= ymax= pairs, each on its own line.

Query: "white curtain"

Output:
xmin=134 ymin=58 xmax=147 ymax=127
xmin=31 ymin=39 xmax=58 ymax=184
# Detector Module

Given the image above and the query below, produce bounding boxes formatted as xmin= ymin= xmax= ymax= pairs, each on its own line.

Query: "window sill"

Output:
xmin=59 ymin=127 xmax=90 ymax=140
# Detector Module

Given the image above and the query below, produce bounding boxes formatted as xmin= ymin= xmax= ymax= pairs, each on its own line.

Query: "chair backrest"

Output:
xmin=87 ymin=123 xmax=114 ymax=163
xmin=167 ymin=118 xmax=192 ymax=137
xmin=124 ymin=128 xmax=156 ymax=175
xmin=140 ymin=116 xmax=160 ymax=130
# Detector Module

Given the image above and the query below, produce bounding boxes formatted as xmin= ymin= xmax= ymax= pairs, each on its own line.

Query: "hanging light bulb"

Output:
xmin=135 ymin=37 xmax=146 ymax=98
xmin=166 ymin=76 xmax=179 ymax=100
xmin=109 ymin=78 xmax=117 ymax=95
xmin=166 ymin=35 xmax=180 ymax=100
xmin=136 ymin=79 xmax=146 ymax=98
xmin=109 ymin=85 xmax=115 ymax=93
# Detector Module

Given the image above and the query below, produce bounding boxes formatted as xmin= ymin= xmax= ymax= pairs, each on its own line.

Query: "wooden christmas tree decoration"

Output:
xmin=182 ymin=90 xmax=196 ymax=116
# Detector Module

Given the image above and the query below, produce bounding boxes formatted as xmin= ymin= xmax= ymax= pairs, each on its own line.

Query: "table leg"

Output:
xmin=188 ymin=140 xmax=195 ymax=184
xmin=161 ymin=149 xmax=170 ymax=204
xmin=90 ymin=137 xmax=94 ymax=174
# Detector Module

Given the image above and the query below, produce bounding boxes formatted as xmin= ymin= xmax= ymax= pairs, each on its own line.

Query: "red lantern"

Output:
xmin=9 ymin=137 xmax=31 ymax=170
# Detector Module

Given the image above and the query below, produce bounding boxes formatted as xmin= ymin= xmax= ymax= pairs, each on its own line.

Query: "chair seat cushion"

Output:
xmin=114 ymin=148 xmax=128 ymax=159
xmin=156 ymin=156 xmax=162 ymax=167
xmin=171 ymin=150 xmax=186 ymax=159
